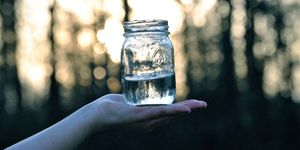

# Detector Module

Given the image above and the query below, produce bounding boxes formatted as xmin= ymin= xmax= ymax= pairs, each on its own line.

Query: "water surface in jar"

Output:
xmin=123 ymin=73 xmax=175 ymax=105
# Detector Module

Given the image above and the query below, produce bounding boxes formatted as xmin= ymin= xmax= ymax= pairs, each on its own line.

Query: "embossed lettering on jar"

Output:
xmin=121 ymin=20 xmax=176 ymax=106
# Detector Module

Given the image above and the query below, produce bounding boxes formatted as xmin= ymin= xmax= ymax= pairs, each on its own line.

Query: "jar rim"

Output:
xmin=124 ymin=19 xmax=168 ymax=26
xmin=123 ymin=19 xmax=169 ymax=35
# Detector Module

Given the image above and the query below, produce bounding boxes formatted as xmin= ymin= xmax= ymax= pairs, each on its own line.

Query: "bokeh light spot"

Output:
xmin=107 ymin=77 xmax=121 ymax=93
xmin=93 ymin=66 xmax=106 ymax=80
xmin=77 ymin=28 xmax=94 ymax=48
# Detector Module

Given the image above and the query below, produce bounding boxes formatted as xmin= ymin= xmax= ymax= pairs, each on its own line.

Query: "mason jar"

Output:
xmin=121 ymin=19 xmax=176 ymax=106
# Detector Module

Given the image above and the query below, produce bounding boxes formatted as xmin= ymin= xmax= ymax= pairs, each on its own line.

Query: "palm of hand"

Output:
xmin=90 ymin=94 xmax=207 ymax=132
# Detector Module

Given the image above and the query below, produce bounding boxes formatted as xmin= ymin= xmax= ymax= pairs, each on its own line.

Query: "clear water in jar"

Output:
xmin=123 ymin=73 xmax=175 ymax=106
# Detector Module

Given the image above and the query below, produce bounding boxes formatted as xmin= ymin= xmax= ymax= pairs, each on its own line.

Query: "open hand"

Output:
xmin=88 ymin=94 xmax=207 ymax=132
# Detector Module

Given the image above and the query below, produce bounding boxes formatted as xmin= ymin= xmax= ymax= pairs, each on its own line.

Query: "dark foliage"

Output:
xmin=1 ymin=0 xmax=300 ymax=149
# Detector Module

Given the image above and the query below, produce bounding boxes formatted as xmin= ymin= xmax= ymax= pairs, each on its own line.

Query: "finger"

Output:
xmin=143 ymin=117 xmax=172 ymax=132
xmin=119 ymin=116 xmax=171 ymax=132
xmin=133 ymin=116 xmax=172 ymax=132
xmin=175 ymin=100 xmax=207 ymax=109
xmin=132 ymin=104 xmax=191 ymax=122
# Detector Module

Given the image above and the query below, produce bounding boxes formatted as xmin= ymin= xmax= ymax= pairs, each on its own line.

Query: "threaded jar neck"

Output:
xmin=123 ymin=19 xmax=169 ymax=36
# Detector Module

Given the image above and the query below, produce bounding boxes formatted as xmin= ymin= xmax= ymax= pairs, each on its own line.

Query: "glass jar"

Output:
xmin=121 ymin=19 xmax=176 ymax=106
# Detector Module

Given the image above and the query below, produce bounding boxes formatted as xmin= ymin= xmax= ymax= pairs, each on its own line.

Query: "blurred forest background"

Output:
xmin=1 ymin=0 xmax=300 ymax=149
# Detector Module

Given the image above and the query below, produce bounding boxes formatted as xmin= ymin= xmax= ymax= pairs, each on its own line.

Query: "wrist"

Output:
xmin=79 ymin=101 xmax=106 ymax=134
xmin=73 ymin=103 xmax=99 ymax=136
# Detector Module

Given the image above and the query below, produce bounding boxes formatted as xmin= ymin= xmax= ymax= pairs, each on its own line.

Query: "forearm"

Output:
xmin=5 ymin=95 xmax=207 ymax=149
xmin=6 ymin=104 xmax=95 ymax=150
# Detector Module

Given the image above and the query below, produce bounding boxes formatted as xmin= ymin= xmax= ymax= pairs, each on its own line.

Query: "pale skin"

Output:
xmin=6 ymin=94 xmax=207 ymax=150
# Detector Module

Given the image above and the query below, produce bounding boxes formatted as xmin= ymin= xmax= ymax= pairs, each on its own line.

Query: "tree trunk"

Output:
xmin=219 ymin=0 xmax=236 ymax=105
xmin=0 ymin=0 xmax=22 ymax=113
xmin=245 ymin=0 xmax=264 ymax=97
xmin=47 ymin=1 xmax=62 ymax=124
xmin=123 ymin=0 xmax=130 ymax=22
